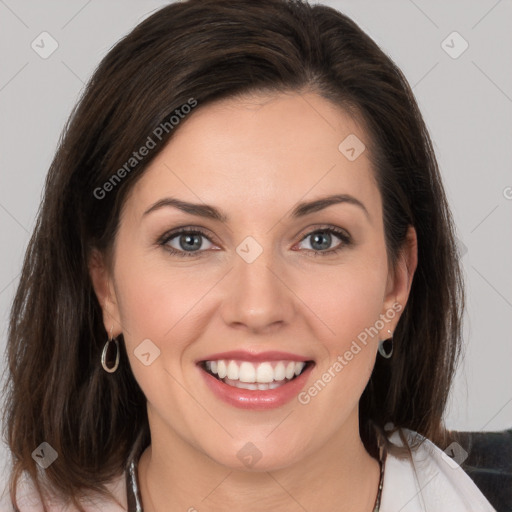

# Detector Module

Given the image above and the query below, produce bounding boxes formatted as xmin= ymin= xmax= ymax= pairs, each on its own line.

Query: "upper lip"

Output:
xmin=197 ymin=350 xmax=312 ymax=363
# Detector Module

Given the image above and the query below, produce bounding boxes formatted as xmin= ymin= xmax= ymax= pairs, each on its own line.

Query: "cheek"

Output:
xmin=298 ymin=257 xmax=389 ymax=350
xmin=115 ymin=260 xmax=207 ymax=343
xmin=112 ymin=255 xmax=213 ymax=405
xmin=113 ymin=245 xmax=227 ymax=374
xmin=296 ymin=263 xmax=388 ymax=412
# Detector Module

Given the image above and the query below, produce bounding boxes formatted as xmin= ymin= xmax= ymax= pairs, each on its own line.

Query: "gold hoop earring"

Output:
xmin=101 ymin=326 xmax=120 ymax=373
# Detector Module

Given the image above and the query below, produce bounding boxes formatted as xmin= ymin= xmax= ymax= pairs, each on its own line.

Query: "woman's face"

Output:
xmin=91 ymin=91 xmax=416 ymax=471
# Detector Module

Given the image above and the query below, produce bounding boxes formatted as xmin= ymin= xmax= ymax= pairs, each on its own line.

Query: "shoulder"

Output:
xmin=0 ymin=472 xmax=127 ymax=512
xmin=380 ymin=428 xmax=496 ymax=512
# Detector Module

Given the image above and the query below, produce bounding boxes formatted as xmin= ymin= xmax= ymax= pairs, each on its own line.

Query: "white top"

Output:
xmin=380 ymin=429 xmax=496 ymax=511
xmin=0 ymin=428 xmax=497 ymax=511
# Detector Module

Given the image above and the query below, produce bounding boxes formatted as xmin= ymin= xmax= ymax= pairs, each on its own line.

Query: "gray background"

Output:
xmin=1 ymin=0 xmax=511 ymax=492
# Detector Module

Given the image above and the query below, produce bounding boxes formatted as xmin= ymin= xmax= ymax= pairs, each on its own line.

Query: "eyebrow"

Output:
xmin=142 ymin=193 xmax=370 ymax=222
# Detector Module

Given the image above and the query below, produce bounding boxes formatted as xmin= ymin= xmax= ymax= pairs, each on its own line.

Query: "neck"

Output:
xmin=137 ymin=411 xmax=381 ymax=512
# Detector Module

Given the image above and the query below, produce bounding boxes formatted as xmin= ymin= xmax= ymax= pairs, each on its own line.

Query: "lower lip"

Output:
xmin=198 ymin=363 xmax=314 ymax=410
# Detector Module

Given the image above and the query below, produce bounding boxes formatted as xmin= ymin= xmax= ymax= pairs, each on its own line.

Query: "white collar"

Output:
xmin=380 ymin=428 xmax=496 ymax=511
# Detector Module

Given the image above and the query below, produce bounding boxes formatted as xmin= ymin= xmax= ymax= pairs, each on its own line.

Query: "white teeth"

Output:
xmin=204 ymin=359 xmax=307 ymax=385
xmin=227 ymin=360 xmax=239 ymax=380
xmin=285 ymin=362 xmax=295 ymax=379
xmin=239 ymin=361 xmax=256 ymax=383
xmin=256 ymin=362 xmax=274 ymax=383
xmin=274 ymin=362 xmax=286 ymax=381
xmin=223 ymin=378 xmax=286 ymax=390
xmin=217 ymin=360 xmax=227 ymax=379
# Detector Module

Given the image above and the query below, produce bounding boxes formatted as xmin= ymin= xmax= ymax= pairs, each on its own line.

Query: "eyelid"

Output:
xmin=293 ymin=225 xmax=352 ymax=253
xmin=157 ymin=225 xmax=219 ymax=246
xmin=158 ymin=224 xmax=352 ymax=257
xmin=295 ymin=224 xmax=351 ymax=242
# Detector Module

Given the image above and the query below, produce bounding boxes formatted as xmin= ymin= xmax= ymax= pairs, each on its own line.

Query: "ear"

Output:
xmin=379 ymin=225 xmax=418 ymax=337
xmin=88 ymin=248 xmax=122 ymax=337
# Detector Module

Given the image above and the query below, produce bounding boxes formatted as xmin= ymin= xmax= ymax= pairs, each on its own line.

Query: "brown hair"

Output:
xmin=3 ymin=0 xmax=464 ymax=510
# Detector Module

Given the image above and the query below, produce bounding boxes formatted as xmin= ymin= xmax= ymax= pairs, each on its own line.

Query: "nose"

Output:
xmin=219 ymin=242 xmax=296 ymax=334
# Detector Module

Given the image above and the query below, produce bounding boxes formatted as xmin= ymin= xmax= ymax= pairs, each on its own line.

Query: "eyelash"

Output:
xmin=158 ymin=226 xmax=352 ymax=258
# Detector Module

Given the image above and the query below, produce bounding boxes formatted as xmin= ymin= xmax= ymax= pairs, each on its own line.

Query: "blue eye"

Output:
xmin=297 ymin=228 xmax=351 ymax=255
xmin=160 ymin=228 xmax=214 ymax=257
xmin=158 ymin=226 xmax=351 ymax=258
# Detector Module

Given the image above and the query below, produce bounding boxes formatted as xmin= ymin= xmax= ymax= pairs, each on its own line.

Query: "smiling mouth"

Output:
xmin=199 ymin=359 xmax=314 ymax=391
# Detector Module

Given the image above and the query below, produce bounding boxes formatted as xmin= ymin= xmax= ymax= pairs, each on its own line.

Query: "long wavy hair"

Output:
xmin=3 ymin=0 xmax=464 ymax=510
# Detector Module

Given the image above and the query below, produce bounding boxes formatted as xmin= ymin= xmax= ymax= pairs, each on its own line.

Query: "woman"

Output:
xmin=2 ymin=0 xmax=496 ymax=510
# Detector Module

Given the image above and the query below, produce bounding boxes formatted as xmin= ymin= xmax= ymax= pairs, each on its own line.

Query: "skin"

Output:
xmin=90 ymin=91 xmax=417 ymax=512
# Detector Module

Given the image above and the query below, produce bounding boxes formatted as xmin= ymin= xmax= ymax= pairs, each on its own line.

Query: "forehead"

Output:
xmin=125 ymin=91 xmax=381 ymax=224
